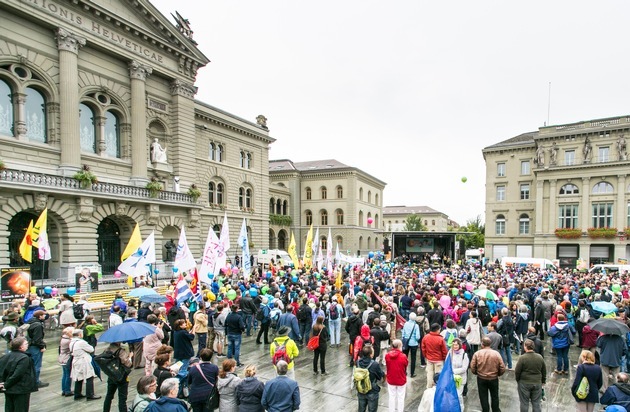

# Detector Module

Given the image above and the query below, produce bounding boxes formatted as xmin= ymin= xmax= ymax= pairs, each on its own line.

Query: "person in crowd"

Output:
xmin=58 ymin=293 xmax=77 ymax=327
xmin=345 ymin=305 xmax=363 ymax=367
xmin=270 ymin=326 xmax=300 ymax=380
xmin=601 ymin=372 xmax=630 ymax=411
xmin=171 ymin=318 xmax=194 ymax=394
xmin=401 ymin=312 xmax=421 ymax=377
xmin=296 ymin=297 xmax=312 ymax=346
xmin=236 ymin=364 xmax=265 ymax=412
xmin=143 ymin=314 xmax=165 ymax=376
xmin=369 ymin=317 xmax=390 ymax=362
xmin=187 ymin=348 xmax=219 ymax=412
xmin=598 ymin=328 xmax=628 ymax=392
xmin=486 ymin=321 xmax=502 ymax=351
xmin=213 ymin=303 xmax=228 ymax=355
xmin=58 ymin=326 xmax=74 ymax=397
xmin=450 ymin=338 xmax=470 ymax=402
xmin=102 ymin=341 xmax=133 ymax=412
xmin=153 ymin=352 xmax=175 ymax=398
xmin=471 ymin=336 xmax=506 ymax=412
xmin=525 ymin=326 xmax=544 ymax=356
xmin=145 ymin=378 xmax=187 ymax=412
xmin=239 ymin=290 xmax=258 ymax=338
xmin=225 ymin=304 xmax=245 ymax=367
xmin=0 ymin=336 xmax=38 ymax=412
xmin=138 ymin=302 xmax=152 ymax=323
xmin=191 ymin=305 xmax=208 ymax=356
xmin=25 ymin=309 xmax=48 ymax=388
xmin=497 ymin=307 xmax=515 ymax=370
xmin=255 ymin=297 xmax=272 ymax=345
xmin=70 ymin=328 xmax=100 ymax=400
xmin=261 ymin=360 xmax=300 ymax=412
xmin=276 ymin=304 xmax=301 ymax=343
xmin=418 ymin=373 xmax=440 ymax=412
xmin=129 ymin=375 xmax=157 ymax=412
xmin=514 ymin=338 xmax=546 ymax=412
xmin=327 ymin=296 xmax=343 ymax=347
xmin=356 ymin=344 xmax=384 ymax=412
xmin=385 ymin=339 xmax=408 ymax=412
xmin=109 ymin=305 xmax=124 ymax=328
xmin=312 ymin=315 xmax=329 ymax=375
xmin=110 ymin=294 xmax=128 ymax=318
xmin=571 ymin=350 xmax=602 ymax=412
xmin=547 ymin=313 xmax=576 ymax=375
xmin=464 ymin=309 xmax=483 ymax=356
xmin=123 ymin=308 xmax=144 ymax=369
xmin=421 ymin=323 xmax=448 ymax=389
xmin=217 ymin=358 xmax=241 ymax=412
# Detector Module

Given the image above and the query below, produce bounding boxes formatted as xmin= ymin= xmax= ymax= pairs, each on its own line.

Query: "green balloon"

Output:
xmin=612 ymin=284 xmax=621 ymax=292
xmin=261 ymin=286 xmax=269 ymax=295
xmin=583 ymin=287 xmax=591 ymax=296
xmin=451 ymin=288 xmax=459 ymax=296
xmin=227 ymin=289 xmax=237 ymax=301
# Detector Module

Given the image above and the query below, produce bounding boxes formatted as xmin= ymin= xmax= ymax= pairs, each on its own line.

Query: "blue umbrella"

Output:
xmin=139 ymin=295 xmax=168 ymax=304
xmin=591 ymin=301 xmax=618 ymax=314
xmin=127 ymin=288 xmax=158 ymax=298
xmin=98 ymin=321 xmax=156 ymax=343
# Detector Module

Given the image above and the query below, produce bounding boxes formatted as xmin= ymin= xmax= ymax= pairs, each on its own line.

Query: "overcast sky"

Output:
xmin=151 ymin=0 xmax=630 ymax=225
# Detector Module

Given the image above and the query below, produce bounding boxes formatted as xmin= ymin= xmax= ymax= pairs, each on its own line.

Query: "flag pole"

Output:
xmin=40 ymin=258 xmax=45 ymax=289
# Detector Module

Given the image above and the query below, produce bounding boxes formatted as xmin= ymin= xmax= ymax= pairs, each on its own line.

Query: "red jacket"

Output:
xmin=581 ymin=325 xmax=600 ymax=348
xmin=385 ymin=349 xmax=408 ymax=386
xmin=421 ymin=331 xmax=448 ymax=362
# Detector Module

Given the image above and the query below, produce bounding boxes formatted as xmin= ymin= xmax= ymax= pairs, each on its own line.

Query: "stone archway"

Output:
xmin=8 ymin=211 xmax=43 ymax=279
xmin=162 ymin=225 xmax=179 ymax=262
xmin=97 ymin=217 xmax=121 ymax=275
xmin=278 ymin=230 xmax=287 ymax=250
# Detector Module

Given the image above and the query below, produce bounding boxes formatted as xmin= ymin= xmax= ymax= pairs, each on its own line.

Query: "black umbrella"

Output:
xmin=589 ymin=317 xmax=630 ymax=336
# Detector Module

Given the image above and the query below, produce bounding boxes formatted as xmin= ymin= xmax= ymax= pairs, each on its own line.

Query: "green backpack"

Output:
xmin=353 ymin=361 xmax=374 ymax=394
xmin=576 ymin=376 xmax=589 ymax=400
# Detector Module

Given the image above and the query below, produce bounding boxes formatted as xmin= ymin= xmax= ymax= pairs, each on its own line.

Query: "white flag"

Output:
xmin=317 ymin=243 xmax=324 ymax=271
xmin=238 ymin=218 xmax=251 ymax=278
xmin=215 ymin=212 xmax=230 ymax=275
xmin=118 ymin=231 xmax=156 ymax=277
xmin=199 ymin=227 xmax=220 ymax=284
xmin=174 ymin=226 xmax=197 ymax=273
xmin=326 ymin=227 xmax=333 ymax=275
xmin=312 ymin=227 xmax=320 ymax=261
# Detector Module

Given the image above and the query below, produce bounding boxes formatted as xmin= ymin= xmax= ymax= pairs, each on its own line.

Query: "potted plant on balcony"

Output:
xmin=625 ymin=227 xmax=630 ymax=237
xmin=146 ymin=177 xmax=163 ymax=198
xmin=187 ymin=184 xmax=202 ymax=202
xmin=73 ymin=164 xmax=98 ymax=189
xmin=587 ymin=227 xmax=618 ymax=239
xmin=0 ymin=159 xmax=5 ymax=171
xmin=554 ymin=228 xmax=582 ymax=239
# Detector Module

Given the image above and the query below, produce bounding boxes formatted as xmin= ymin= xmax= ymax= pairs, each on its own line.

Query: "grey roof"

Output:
xmin=483 ymin=131 xmax=537 ymax=151
xmin=383 ymin=205 xmax=442 ymax=215
xmin=269 ymin=159 xmax=297 ymax=171
xmin=291 ymin=159 xmax=350 ymax=171
xmin=269 ymin=159 xmax=386 ymax=186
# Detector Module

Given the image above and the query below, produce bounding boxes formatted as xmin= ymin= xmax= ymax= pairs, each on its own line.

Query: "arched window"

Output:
xmin=375 ymin=214 xmax=379 ymax=228
xmin=276 ymin=199 xmax=282 ymax=214
xmin=593 ymin=182 xmax=614 ymax=194
xmin=431 ymin=219 xmax=435 ymax=226
xmin=306 ymin=187 xmax=312 ymax=200
xmin=359 ymin=211 xmax=364 ymax=227
xmin=336 ymin=236 xmax=343 ymax=249
xmin=359 ymin=236 xmax=363 ymax=251
xmin=305 ymin=210 xmax=313 ymax=226
xmin=210 ymin=142 xmax=216 ymax=160
xmin=0 ymin=79 xmax=13 ymax=136
xmin=375 ymin=194 xmax=379 ymax=206
xmin=559 ymin=184 xmax=579 ymax=195
xmin=208 ymin=182 xmax=215 ymax=204
xmin=213 ymin=224 xmax=221 ymax=238
xmin=269 ymin=229 xmax=276 ymax=249
xmin=79 ymin=103 xmax=96 ymax=152
xmin=282 ymin=200 xmax=288 ymax=215
xmin=25 ymin=87 xmax=46 ymax=142
xmin=321 ymin=186 xmax=327 ymax=199
xmin=239 ymin=151 xmax=245 ymax=168
xmin=104 ymin=111 xmax=120 ymax=157
xmin=269 ymin=198 xmax=275 ymax=214
xmin=246 ymin=153 xmax=252 ymax=169
xmin=239 ymin=187 xmax=244 ymax=208
xmin=321 ymin=237 xmax=328 ymax=251
xmin=321 ymin=210 xmax=328 ymax=226
xmin=496 ymin=214 xmax=506 ymax=235
xmin=519 ymin=213 xmax=530 ymax=235
xmin=368 ymin=191 xmax=372 ymax=203
xmin=359 ymin=187 xmax=363 ymax=201
xmin=216 ymin=183 xmax=224 ymax=205
xmin=424 ymin=220 xmax=428 ymax=226
xmin=336 ymin=209 xmax=344 ymax=225
xmin=216 ymin=144 xmax=223 ymax=162
xmin=367 ymin=212 xmax=372 ymax=227
xmin=336 ymin=185 xmax=343 ymax=198
xmin=245 ymin=188 xmax=252 ymax=208
xmin=367 ymin=237 xmax=371 ymax=250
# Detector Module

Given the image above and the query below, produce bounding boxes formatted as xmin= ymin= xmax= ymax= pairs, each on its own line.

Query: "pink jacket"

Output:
xmin=143 ymin=327 xmax=165 ymax=361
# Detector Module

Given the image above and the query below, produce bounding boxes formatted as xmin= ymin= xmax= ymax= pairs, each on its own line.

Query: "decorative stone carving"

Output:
xmin=171 ymin=12 xmax=196 ymax=43
xmin=150 ymin=138 xmax=167 ymax=163
xmin=170 ymin=79 xmax=197 ymax=98
xmin=34 ymin=193 xmax=48 ymax=211
xmin=535 ymin=144 xmax=544 ymax=167
xmin=146 ymin=204 xmax=160 ymax=226
xmin=188 ymin=208 xmax=201 ymax=228
xmin=116 ymin=202 xmax=128 ymax=216
xmin=46 ymin=102 xmax=61 ymax=145
xmin=128 ymin=60 xmax=153 ymax=81
xmin=56 ymin=28 xmax=86 ymax=54
xmin=256 ymin=115 xmax=268 ymax=130
xmin=583 ymin=137 xmax=593 ymax=163
xmin=76 ymin=197 xmax=94 ymax=222
xmin=618 ymin=134 xmax=627 ymax=161
xmin=549 ymin=142 xmax=558 ymax=166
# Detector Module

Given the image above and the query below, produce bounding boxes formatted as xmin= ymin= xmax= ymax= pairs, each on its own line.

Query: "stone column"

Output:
xmin=14 ymin=92 xmax=27 ymax=139
xmin=617 ymin=175 xmax=627 ymax=229
xmin=548 ymin=179 xmax=557 ymax=232
xmin=56 ymin=28 xmax=86 ymax=174
xmin=129 ymin=60 xmax=152 ymax=185
xmin=581 ymin=177 xmax=591 ymax=232
xmin=535 ymin=180 xmax=544 ymax=234
xmin=96 ymin=115 xmax=106 ymax=155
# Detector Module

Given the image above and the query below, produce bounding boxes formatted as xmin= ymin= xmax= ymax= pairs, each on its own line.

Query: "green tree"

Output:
xmin=404 ymin=214 xmax=427 ymax=231
xmin=459 ymin=215 xmax=485 ymax=249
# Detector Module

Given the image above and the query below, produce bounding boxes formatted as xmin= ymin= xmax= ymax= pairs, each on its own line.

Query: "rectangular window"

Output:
xmin=521 ymin=161 xmax=530 ymax=175
xmin=520 ymin=184 xmax=530 ymax=200
xmin=565 ymin=150 xmax=575 ymax=166
xmin=558 ymin=204 xmax=579 ymax=229
xmin=497 ymin=163 xmax=506 ymax=177
xmin=495 ymin=220 xmax=505 ymax=235
xmin=519 ymin=219 xmax=530 ymax=235
xmin=599 ymin=146 xmax=610 ymax=163
xmin=592 ymin=202 xmax=613 ymax=228
xmin=496 ymin=185 xmax=506 ymax=201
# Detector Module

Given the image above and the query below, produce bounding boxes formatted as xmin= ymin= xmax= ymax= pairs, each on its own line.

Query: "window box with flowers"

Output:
xmin=270 ymin=214 xmax=292 ymax=226
xmin=146 ymin=177 xmax=163 ymax=198
xmin=0 ymin=159 xmax=5 ymax=171
xmin=624 ymin=227 xmax=630 ymax=237
xmin=187 ymin=184 xmax=202 ymax=202
xmin=554 ymin=228 xmax=583 ymax=239
xmin=73 ymin=164 xmax=98 ymax=189
xmin=587 ymin=227 xmax=618 ymax=239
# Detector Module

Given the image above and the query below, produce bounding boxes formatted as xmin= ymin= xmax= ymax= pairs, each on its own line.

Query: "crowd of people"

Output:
xmin=2 ymin=258 xmax=630 ymax=412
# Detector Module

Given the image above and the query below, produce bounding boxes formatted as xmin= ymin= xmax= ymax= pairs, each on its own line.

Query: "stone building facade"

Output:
xmin=0 ymin=0 xmax=273 ymax=281
xmin=483 ymin=115 xmax=630 ymax=268
xmin=269 ymin=159 xmax=386 ymax=256
xmin=382 ymin=205 xmax=453 ymax=232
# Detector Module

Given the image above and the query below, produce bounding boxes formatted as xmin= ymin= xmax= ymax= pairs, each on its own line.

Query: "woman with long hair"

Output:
xmin=217 ymin=359 xmax=241 ymax=412
xmin=449 ymin=338 xmax=469 ymax=405
xmin=58 ymin=326 xmax=74 ymax=396
xmin=571 ymin=350 xmax=603 ymax=412
xmin=312 ymin=315 xmax=329 ymax=375
xmin=235 ymin=364 xmax=265 ymax=412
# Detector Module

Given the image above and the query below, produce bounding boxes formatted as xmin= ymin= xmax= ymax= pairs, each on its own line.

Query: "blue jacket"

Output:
xmin=597 ymin=334 xmax=628 ymax=368
xmin=261 ymin=375 xmax=300 ymax=412
xmin=277 ymin=313 xmax=300 ymax=341
xmin=401 ymin=320 xmax=420 ymax=347
xmin=601 ymin=382 xmax=630 ymax=412
xmin=547 ymin=321 xmax=575 ymax=349
xmin=145 ymin=396 xmax=188 ymax=412
xmin=172 ymin=329 xmax=194 ymax=360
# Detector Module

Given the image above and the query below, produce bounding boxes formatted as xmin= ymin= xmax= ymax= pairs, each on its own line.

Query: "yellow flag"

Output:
xmin=303 ymin=225 xmax=313 ymax=268
xmin=19 ymin=220 xmax=34 ymax=263
xmin=288 ymin=232 xmax=299 ymax=268
xmin=335 ymin=267 xmax=343 ymax=290
xmin=31 ymin=208 xmax=47 ymax=249
xmin=121 ymin=223 xmax=142 ymax=261
xmin=127 ymin=275 xmax=134 ymax=287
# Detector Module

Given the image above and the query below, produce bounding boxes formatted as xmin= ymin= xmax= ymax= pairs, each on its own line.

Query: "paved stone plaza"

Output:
xmin=0 ymin=327 xmax=591 ymax=412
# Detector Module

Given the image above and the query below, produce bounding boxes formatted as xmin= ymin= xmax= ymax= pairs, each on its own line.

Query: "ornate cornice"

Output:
xmin=129 ymin=60 xmax=153 ymax=81
xmin=170 ymin=79 xmax=197 ymax=99
xmin=56 ymin=28 xmax=86 ymax=54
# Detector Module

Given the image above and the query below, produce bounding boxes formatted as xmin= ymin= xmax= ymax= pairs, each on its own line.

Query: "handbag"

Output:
xmin=195 ymin=364 xmax=219 ymax=409
xmin=307 ymin=328 xmax=323 ymax=351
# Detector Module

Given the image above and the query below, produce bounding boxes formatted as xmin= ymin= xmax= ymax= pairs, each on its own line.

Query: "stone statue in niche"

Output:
xmin=535 ymin=144 xmax=545 ymax=166
xmin=583 ymin=137 xmax=592 ymax=163
xmin=164 ymin=239 xmax=175 ymax=262
xmin=617 ymin=134 xmax=627 ymax=161
xmin=151 ymin=138 xmax=167 ymax=163
xmin=549 ymin=142 xmax=558 ymax=166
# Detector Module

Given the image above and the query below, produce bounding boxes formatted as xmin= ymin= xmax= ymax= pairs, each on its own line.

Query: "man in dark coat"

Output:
xmin=25 ymin=310 xmax=48 ymax=387
xmin=224 ymin=305 xmax=245 ymax=367
xmin=345 ymin=306 xmax=364 ymax=366
xmin=601 ymin=372 xmax=630 ymax=412
xmin=0 ymin=336 xmax=38 ymax=411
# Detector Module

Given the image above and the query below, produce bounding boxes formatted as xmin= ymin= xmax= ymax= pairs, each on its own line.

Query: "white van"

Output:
xmin=257 ymin=249 xmax=293 ymax=268
xmin=588 ymin=264 xmax=630 ymax=274
xmin=500 ymin=257 xmax=557 ymax=271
